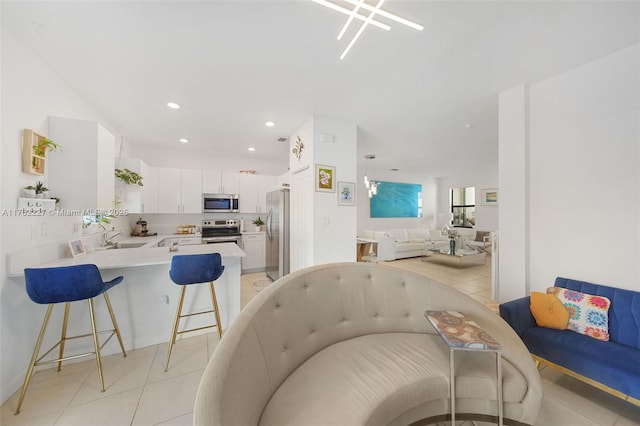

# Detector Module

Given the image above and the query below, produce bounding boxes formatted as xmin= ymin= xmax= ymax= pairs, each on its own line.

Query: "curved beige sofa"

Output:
xmin=194 ymin=262 xmax=542 ymax=425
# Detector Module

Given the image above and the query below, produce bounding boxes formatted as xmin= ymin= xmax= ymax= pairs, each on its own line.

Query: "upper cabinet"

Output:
xmin=239 ymin=174 xmax=276 ymax=213
xmin=48 ymin=117 xmax=115 ymax=210
xmin=158 ymin=167 xmax=202 ymax=213
xmin=202 ymin=171 xmax=240 ymax=194
xmin=115 ymin=158 xmax=158 ymax=213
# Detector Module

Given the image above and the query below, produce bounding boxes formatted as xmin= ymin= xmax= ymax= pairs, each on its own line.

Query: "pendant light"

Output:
xmin=364 ymin=154 xmax=378 ymax=198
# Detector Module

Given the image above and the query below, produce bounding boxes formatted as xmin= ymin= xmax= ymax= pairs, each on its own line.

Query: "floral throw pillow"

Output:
xmin=546 ymin=287 xmax=611 ymax=341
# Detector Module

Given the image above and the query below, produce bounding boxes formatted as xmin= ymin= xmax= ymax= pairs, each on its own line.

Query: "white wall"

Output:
xmin=498 ymin=44 xmax=639 ymax=299
xmin=0 ymin=28 xmax=128 ymax=403
xmin=498 ymin=85 xmax=529 ymax=301
xmin=312 ymin=117 xmax=357 ymax=265
xmin=528 ymin=44 xmax=639 ymax=292
xmin=356 ymin=168 xmax=437 ymax=234
xmin=436 ymin=171 xmax=499 ymax=232
xmin=289 ymin=116 xmax=358 ymax=270
xmin=130 ymin=144 xmax=289 ymax=176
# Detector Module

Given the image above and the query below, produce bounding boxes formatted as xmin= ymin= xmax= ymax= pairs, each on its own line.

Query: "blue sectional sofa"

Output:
xmin=500 ymin=277 xmax=640 ymax=406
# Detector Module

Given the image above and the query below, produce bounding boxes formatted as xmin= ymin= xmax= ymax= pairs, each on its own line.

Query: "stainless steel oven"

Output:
xmin=201 ymin=219 xmax=241 ymax=244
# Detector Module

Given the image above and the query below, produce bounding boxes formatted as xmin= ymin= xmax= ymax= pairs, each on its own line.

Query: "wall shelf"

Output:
xmin=22 ymin=129 xmax=47 ymax=175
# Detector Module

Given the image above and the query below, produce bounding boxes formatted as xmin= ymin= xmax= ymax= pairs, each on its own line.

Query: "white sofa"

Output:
xmin=194 ymin=262 xmax=542 ymax=425
xmin=361 ymin=228 xmax=491 ymax=261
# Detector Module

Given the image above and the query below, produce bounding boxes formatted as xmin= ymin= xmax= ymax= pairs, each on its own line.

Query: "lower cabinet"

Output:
xmin=241 ymin=233 xmax=265 ymax=271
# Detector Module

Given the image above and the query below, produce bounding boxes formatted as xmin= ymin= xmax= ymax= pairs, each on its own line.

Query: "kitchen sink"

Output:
xmin=114 ymin=242 xmax=147 ymax=249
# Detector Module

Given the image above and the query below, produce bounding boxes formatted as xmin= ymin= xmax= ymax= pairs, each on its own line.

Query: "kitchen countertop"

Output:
xmin=8 ymin=240 xmax=244 ymax=277
xmin=241 ymin=231 xmax=266 ymax=235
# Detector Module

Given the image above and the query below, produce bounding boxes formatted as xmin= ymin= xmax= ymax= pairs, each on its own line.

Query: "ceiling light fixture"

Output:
xmin=248 ymin=147 xmax=256 ymax=152
xmin=311 ymin=0 xmax=390 ymax=31
xmin=167 ymin=102 xmax=180 ymax=109
xmin=179 ymin=138 xmax=189 ymax=143
xmin=265 ymin=121 xmax=275 ymax=127
xmin=312 ymin=0 xmax=423 ymax=59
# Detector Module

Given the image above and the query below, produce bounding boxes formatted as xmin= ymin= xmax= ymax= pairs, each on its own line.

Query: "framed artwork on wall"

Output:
xmin=68 ymin=239 xmax=86 ymax=257
xmin=337 ymin=181 xmax=355 ymax=206
xmin=481 ymin=188 xmax=498 ymax=206
xmin=315 ymin=164 xmax=336 ymax=192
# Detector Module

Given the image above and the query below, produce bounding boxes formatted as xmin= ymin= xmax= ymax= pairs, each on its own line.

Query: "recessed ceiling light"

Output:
xmin=248 ymin=147 xmax=256 ymax=152
xmin=167 ymin=102 xmax=181 ymax=109
xmin=265 ymin=121 xmax=275 ymax=127
xmin=464 ymin=123 xmax=473 ymax=128
xmin=179 ymin=138 xmax=189 ymax=143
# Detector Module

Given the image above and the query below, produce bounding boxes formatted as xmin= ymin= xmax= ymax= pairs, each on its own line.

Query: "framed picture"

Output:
xmin=337 ymin=181 xmax=356 ymax=206
xmin=68 ymin=239 xmax=86 ymax=257
xmin=481 ymin=188 xmax=498 ymax=206
xmin=315 ymin=164 xmax=336 ymax=192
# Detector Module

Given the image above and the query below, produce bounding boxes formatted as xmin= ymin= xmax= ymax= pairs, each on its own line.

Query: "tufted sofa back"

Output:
xmin=554 ymin=277 xmax=640 ymax=349
xmin=195 ymin=263 xmax=540 ymax=425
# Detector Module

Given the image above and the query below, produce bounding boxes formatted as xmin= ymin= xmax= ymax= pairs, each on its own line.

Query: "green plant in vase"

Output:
xmin=34 ymin=181 xmax=49 ymax=198
xmin=115 ymin=168 xmax=144 ymax=186
xmin=33 ymin=138 xmax=61 ymax=157
xmin=252 ymin=217 xmax=265 ymax=231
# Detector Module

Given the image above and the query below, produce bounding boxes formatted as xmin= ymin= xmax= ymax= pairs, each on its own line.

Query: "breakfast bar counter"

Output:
xmin=8 ymin=243 xmax=245 ymax=356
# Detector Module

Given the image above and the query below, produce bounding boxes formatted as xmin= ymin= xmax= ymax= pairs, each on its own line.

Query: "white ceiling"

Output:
xmin=3 ymin=1 xmax=638 ymax=177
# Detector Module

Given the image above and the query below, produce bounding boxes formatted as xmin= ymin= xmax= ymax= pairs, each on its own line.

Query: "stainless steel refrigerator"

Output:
xmin=266 ymin=189 xmax=290 ymax=281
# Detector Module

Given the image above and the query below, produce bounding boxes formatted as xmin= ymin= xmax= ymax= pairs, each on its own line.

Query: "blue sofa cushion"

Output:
xmin=522 ymin=327 xmax=640 ymax=400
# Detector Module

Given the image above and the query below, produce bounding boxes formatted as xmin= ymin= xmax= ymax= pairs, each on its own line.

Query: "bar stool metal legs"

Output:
xmin=164 ymin=280 xmax=223 ymax=372
xmin=15 ymin=292 xmax=126 ymax=414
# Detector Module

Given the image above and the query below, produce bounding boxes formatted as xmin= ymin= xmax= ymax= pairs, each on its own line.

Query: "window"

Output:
xmin=450 ymin=187 xmax=475 ymax=228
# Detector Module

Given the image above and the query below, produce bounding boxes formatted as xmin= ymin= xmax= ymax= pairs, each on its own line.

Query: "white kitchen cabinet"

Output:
xmin=158 ymin=168 xmax=181 ymax=213
xmin=241 ymin=233 xmax=265 ymax=271
xmin=158 ymin=168 xmax=202 ymax=213
xmin=240 ymin=174 xmax=276 ymax=213
xmin=140 ymin=162 xmax=158 ymax=213
xmin=202 ymin=171 xmax=240 ymax=194
xmin=115 ymin=158 xmax=158 ymax=213
xmin=181 ymin=169 xmax=202 ymax=213
xmin=48 ymin=116 xmax=115 ymax=210
xmin=239 ymin=174 xmax=259 ymax=213
xmin=258 ymin=175 xmax=276 ymax=213
xmin=158 ymin=236 xmax=202 ymax=247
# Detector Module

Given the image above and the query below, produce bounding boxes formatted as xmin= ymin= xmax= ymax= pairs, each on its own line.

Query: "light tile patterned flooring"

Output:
xmin=2 ymin=258 xmax=639 ymax=425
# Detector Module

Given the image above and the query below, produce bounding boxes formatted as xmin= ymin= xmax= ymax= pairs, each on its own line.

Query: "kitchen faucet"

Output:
xmin=101 ymin=227 xmax=121 ymax=246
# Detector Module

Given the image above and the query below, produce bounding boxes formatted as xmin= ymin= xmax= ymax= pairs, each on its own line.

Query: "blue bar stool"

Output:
xmin=15 ymin=264 xmax=126 ymax=414
xmin=165 ymin=253 xmax=224 ymax=371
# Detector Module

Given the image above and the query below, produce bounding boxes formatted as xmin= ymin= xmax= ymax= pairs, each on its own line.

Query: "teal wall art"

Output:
xmin=370 ymin=181 xmax=422 ymax=218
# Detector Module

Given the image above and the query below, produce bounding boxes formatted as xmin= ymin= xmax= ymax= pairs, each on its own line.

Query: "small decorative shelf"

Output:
xmin=22 ymin=129 xmax=47 ymax=175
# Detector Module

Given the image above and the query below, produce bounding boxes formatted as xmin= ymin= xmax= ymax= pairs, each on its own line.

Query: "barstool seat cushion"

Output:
xmin=25 ymin=264 xmax=123 ymax=304
xmin=169 ymin=253 xmax=225 ymax=285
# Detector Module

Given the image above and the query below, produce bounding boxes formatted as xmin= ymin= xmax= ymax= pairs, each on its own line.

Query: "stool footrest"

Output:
xmin=179 ymin=309 xmax=215 ymax=319
xmin=177 ymin=324 xmax=218 ymax=335
xmin=35 ymin=329 xmax=119 ymax=367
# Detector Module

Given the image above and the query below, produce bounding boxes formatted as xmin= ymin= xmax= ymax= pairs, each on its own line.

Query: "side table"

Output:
xmin=425 ymin=310 xmax=503 ymax=426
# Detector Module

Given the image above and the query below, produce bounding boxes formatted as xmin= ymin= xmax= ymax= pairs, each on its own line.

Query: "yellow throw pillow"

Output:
xmin=530 ymin=292 xmax=570 ymax=330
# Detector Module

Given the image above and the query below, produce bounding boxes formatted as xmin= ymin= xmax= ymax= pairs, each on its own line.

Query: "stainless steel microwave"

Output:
xmin=203 ymin=194 xmax=239 ymax=213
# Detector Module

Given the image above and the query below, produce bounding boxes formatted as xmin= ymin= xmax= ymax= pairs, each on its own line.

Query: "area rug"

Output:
xmin=252 ymin=279 xmax=272 ymax=292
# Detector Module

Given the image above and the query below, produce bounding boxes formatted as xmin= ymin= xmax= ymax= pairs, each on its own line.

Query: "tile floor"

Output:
xmin=2 ymin=260 xmax=639 ymax=425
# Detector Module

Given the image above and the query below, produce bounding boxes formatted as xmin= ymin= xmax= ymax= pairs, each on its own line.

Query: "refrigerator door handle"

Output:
xmin=267 ymin=209 xmax=273 ymax=241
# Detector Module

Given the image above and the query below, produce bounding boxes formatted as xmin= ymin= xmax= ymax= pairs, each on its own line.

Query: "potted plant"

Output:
xmin=33 ymin=138 xmax=61 ymax=157
xmin=252 ymin=217 xmax=265 ymax=232
xmin=115 ymin=168 xmax=144 ymax=186
xmin=35 ymin=181 xmax=49 ymax=198
xmin=23 ymin=185 xmax=36 ymax=198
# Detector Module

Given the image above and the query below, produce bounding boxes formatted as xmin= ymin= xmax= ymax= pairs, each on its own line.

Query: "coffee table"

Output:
xmin=424 ymin=248 xmax=486 ymax=266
